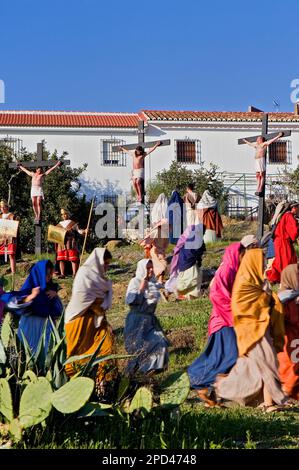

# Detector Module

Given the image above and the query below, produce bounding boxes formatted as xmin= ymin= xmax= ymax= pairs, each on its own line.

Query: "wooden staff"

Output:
xmin=80 ymin=196 xmax=95 ymax=267
xmin=11 ymin=273 xmax=15 ymax=291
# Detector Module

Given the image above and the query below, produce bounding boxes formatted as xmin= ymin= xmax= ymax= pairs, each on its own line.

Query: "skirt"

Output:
xmin=255 ymin=157 xmax=266 ymax=174
xmin=124 ymin=310 xmax=169 ymax=375
xmin=65 ymin=311 xmax=116 ymax=384
xmin=177 ymin=264 xmax=202 ymax=299
xmin=57 ymin=248 xmax=79 ymax=262
xmin=188 ymin=326 xmax=238 ymax=390
xmin=216 ymin=329 xmax=286 ymax=406
xmin=0 ymin=242 xmax=17 ymax=256
xmin=31 ymin=186 xmax=44 ymax=198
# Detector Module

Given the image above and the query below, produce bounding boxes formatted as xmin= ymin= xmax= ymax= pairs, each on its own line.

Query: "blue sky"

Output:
xmin=0 ymin=0 xmax=298 ymax=113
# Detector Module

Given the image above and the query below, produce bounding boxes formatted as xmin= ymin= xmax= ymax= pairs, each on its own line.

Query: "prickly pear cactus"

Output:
xmin=1 ymin=312 xmax=12 ymax=348
xmin=9 ymin=418 xmax=22 ymax=442
xmin=22 ymin=370 xmax=38 ymax=385
xmin=77 ymin=402 xmax=112 ymax=418
xmin=19 ymin=377 xmax=53 ymax=428
xmin=0 ymin=341 xmax=6 ymax=365
xmin=51 ymin=377 xmax=94 ymax=414
xmin=0 ymin=378 xmax=14 ymax=422
xmin=128 ymin=387 xmax=153 ymax=414
xmin=160 ymin=371 xmax=190 ymax=407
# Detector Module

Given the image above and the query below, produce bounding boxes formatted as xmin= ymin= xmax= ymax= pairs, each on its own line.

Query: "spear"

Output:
xmin=80 ymin=195 xmax=96 ymax=267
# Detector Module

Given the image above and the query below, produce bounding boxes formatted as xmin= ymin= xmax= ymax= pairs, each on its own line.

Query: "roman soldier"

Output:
xmin=56 ymin=208 xmax=87 ymax=278
xmin=0 ymin=200 xmax=18 ymax=274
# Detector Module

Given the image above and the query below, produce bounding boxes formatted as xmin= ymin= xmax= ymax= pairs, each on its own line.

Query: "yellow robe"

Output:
xmin=65 ymin=299 xmax=115 ymax=383
xmin=231 ymin=248 xmax=284 ymax=357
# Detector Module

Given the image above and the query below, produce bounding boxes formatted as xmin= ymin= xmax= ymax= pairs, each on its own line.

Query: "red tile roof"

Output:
xmin=1 ymin=109 xmax=299 ymax=128
xmin=142 ymin=109 xmax=299 ymax=122
xmin=0 ymin=111 xmax=140 ymax=128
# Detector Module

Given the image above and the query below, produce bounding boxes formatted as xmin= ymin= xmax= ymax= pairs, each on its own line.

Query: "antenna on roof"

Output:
xmin=273 ymin=99 xmax=280 ymax=113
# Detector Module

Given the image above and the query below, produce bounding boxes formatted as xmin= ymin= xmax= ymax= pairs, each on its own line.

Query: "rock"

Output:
xmin=105 ymin=240 xmax=124 ymax=250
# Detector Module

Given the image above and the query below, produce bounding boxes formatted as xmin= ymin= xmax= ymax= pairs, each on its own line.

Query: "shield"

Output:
xmin=0 ymin=219 xmax=19 ymax=243
xmin=47 ymin=224 xmax=67 ymax=245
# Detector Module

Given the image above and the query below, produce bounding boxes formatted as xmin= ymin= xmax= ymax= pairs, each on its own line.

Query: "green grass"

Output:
xmin=1 ymin=226 xmax=299 ymax=449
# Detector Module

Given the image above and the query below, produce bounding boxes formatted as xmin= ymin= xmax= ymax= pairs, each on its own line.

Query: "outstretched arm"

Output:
xmin=45 ymin=160 xmax=62 ymax=176
xmin=17 ymin=164 xmax=33 ymax=177
xmin=146 ymin=141 xmax=161 ymax=156
xmin=243 ymin=139 xmax=257 ymax=148
xmin=265 ymin=132 xmax=283 ymax=147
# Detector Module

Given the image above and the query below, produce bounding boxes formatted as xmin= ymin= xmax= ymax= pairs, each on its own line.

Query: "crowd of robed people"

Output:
xmin=0 ymin=188 xmax=299 ymax=409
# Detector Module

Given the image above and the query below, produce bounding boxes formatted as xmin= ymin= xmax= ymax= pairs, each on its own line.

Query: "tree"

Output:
xmin=0 ymin=142 xmax=91 ymax=253
xmin=146 ymin=161 xmax=228 ymax=210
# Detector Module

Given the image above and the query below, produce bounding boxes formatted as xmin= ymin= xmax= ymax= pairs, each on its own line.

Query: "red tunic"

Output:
xmin=267 ymin=212 xmax=299 ymax=283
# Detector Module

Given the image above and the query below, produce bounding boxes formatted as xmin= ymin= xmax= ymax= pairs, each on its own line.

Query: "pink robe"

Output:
xmin=208 ymin=242 xmax=241 ymax=336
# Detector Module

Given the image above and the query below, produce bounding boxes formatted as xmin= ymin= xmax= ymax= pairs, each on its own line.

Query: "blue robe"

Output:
xmin=1 ymin=260 xmax=63 ymax=354
xmin=188 ymin=327 xmax=238 ymax=389
xmin=168 ymin=191 xmax=184 ymax=244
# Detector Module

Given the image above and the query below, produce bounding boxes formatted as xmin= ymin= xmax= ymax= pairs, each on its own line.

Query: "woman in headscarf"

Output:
xmin=168 ymin=190 xmax=184 ymax=244
xmin=165 ymin=224 xmax=205 ymax=300
xmin=183 ymin=183 xmax=200 ymax=227
xmin=1 ymin=260 xmax=63 ymax=354
xmin=187 ymin=235 xmax=258 ymax=406
xmin=277 ymin=264 xmax=299 ymax=400
xmin=124 ymin=259 xmax=168 ymax=376
xmin=64 ymin=248 xmax=118 ymax=399
xmin=216 ymin=248 xmax=287 ymax=411
xmin=197 ymin=190 xmax=223 ymax=244
xmin=140 ymin=194 xmax=169 ymax=284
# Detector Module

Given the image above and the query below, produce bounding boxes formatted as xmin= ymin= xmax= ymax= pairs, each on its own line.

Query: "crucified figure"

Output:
xmin=18 ymin=160 xmax=62 ymax=223
xmin=120 ymin=142 xmax=161 ymax=203
xmin=243 ymin=132 xmax=283 ymax=196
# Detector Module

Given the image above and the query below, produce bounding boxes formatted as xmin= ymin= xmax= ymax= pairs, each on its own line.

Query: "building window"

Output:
xmin=101 ymin=139 xmax=126 ymax=166
xmin=268 ymin=140 xmax=292 ymax=165
xmin=175 ymin=139 xmax=201 ymax=164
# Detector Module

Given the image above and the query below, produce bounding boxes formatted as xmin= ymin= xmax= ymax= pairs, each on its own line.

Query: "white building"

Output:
xmin=1 ymin=108 xmax=299 ymax=209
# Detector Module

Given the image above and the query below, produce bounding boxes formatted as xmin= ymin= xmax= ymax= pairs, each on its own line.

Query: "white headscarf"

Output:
xmin=126 ymin=259 xmax=160 ymax=306
xmin=197 ymin=190 xmax=217 ymax=210
xmin=65 ymin=248 xmax=112 ymax=324
xmin=151 ymin=193 xmax=168 ymax=226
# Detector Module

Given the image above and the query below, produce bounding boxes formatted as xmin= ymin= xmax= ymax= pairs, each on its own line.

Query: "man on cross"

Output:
xmin=243 ymin=132 xmax=283 ymax=196
xmin=17 ymin=160 xmax=62 ymax=223
xmin=120 ymin=142 xmax=161 ymax=203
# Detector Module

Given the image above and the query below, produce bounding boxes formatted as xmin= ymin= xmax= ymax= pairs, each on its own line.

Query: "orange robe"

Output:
xmin=65 ymin=300 xmax=116 ymax=384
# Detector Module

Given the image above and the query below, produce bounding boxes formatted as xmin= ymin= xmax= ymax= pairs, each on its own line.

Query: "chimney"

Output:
xmin=248 ymin=105 xmax=263 ymax=113
xmin=294 ymin=103 xmax=299 ymax=115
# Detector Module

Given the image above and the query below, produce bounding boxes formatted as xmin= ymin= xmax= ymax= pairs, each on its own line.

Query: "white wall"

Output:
xmin=2 ymin=121 xmax=299 ymax=201
xmin=0 ymin=128 xmax=139 ymax=197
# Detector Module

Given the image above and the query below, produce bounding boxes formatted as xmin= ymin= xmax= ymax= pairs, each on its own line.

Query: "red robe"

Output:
xmin=267 ymin=212 xmax=299 ymax=283
xmin=278 ymin=300 xmax=299 ymax=400
xmin=203 ymin=208 xmax=223 ymax=238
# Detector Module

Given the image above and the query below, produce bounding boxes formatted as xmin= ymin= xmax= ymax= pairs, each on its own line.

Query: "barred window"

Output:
xmin=268 ymin=140 xmax=292 ymax=165
xmin=175 ymin=139 xmax=201 ymax=164
xmin=101 ymin=139 xmax=126 ymax=166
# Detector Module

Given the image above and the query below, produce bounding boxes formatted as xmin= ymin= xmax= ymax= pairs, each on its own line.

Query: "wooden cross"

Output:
xmin=238 ymin=113 xmax=291 ymax=239
xmin=112 ymin=121 xmax=170 ymax=204
xmin=9 ymin=142 xmax=70 ymax=255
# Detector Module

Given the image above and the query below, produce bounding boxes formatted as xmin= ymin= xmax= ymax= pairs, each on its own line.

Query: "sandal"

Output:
xmin=197 ymin=388 xmax=218 ymax=407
